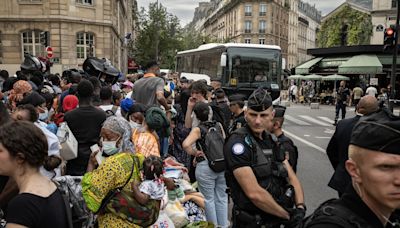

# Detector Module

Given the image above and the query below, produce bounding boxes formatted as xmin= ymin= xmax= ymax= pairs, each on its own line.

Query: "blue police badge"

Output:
xmin=232 ymin=143 xmax=245 ymax=155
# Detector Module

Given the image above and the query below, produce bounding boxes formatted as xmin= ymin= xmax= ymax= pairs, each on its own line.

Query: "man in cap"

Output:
xmin=224 ymin=88 xmax=305 ymax=228
xmin=304 ymin=108 xmax=400 ymax=228
xmin=327 ymin=95 xmax=379 ymax=197
xmin=228 ymin=94 xmax=246 ymax=135
xmin=271 ymin=105 xmax=299 ymax=172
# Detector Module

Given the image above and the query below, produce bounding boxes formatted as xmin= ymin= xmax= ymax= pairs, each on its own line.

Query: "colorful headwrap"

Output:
xmin=8 ymin=80 xmax=32 ymax=108
xmin=102 ymin=116 xmax=135 ymax=153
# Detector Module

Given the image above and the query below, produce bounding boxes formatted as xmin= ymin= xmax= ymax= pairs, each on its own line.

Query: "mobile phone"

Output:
xmin=90 ymin=144 xmax=100 ymax=153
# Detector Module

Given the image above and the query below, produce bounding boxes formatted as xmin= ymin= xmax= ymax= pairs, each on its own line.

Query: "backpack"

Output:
xmin=53 ymin=176 xmax=94 ymax=228
xmin=197 ymin=121 xmax=226 ymax=172
xmin=209 ymin=103 xmax=229 ymax=134
xmin=299 ymin=199 xmax=374 ymax=228
xmin=105 ymin=105 xmax=119 ymax=118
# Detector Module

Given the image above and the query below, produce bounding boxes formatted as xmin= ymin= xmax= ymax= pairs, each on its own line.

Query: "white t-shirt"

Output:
xmin=366 ymin=87 xmax=378 ymax=97
xmin=99 ymin=104 xmax=122 ymax=117
xmin=290 ymin=85 xmax=298 ymax=95
xmin=139 ymin=179 xmax=165 ymax=200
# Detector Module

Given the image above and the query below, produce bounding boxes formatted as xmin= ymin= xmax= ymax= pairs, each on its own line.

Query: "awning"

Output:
xmin=338 ymin=54 xmax=383 ymax=74
xmin=295 ymin=57 xmax=323 ymax=74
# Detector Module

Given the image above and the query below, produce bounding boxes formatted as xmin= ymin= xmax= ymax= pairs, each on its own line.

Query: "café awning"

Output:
xmin=295 ymin=57 xmax=323 ymax=74
xmin=338 ymin=54 xmax=383 ymax=74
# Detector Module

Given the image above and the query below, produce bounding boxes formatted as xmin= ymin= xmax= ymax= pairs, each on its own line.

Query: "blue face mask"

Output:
xmin=39 ymin=109 xmax=49 ymax=121
xmin=102 ymin=140 xmax=120 ymax=156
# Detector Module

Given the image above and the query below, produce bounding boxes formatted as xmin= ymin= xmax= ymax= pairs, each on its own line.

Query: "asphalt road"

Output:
xmin=282 ymin=103 xmax=356 ymax=214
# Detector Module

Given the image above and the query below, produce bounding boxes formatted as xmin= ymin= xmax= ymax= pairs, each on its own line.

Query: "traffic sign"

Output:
xmin=46 ymin=46 xmax=53 ymax=58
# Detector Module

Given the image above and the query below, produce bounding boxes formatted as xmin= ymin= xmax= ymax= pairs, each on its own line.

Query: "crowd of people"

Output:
xmin=0 ymin=59 xmax=399 ymax=228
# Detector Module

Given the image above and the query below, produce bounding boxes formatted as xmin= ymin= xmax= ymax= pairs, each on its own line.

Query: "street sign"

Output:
xmin=46 ymin=46 xmax=53 ymax=58
xmin=370 ymin=78 xmax=378 ymax=86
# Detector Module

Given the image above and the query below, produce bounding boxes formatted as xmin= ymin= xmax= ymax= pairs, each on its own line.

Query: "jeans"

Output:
xmin=195 ymin=160 xmax=228 ymax=227
xmin=335 ymin=102 xmax=346 ymax=122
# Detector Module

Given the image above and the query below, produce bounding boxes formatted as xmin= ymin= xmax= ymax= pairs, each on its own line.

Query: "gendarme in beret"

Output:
xmin=350 ymin=108 xmax=400 ymax=154
xmin=247 ymin=88 xmax=272 ymax=112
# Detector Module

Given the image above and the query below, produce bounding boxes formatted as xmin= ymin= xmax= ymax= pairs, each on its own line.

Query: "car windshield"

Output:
xmin=228 ymin=47 xmax=280 ymax=85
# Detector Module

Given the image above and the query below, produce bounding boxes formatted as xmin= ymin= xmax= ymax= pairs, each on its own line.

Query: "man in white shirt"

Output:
xmin=365 ymin=85 xmax=378 ymax=97
xmin=290 ymin=84 xmax=298 ymax=103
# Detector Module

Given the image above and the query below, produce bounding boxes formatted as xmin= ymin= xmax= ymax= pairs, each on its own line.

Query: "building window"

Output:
xmin=245 ymin=21 xmax=252 ymax=33
xmin=76 ymin=32 xmax=95 ymax=59
xmin=244 ymin=38 xmax=251 ymax=44
xmin=245 ymin=5 xmax=252 ymax=16
xmin=259 ymin=38 xmax=265 ymax=44
xmin=76 ymin=0 xmax=93 ymax=5
xmin=21 ymin=30 xmax=45 ymax=57
xmin=259 ymin=20 xmax=266 ymax=33
xmin=392 ymin=0 xmax=397 ymax=8
xmin=19 ymin=0 xmax=42 ymax=2
xmin=259 ymin=3 xmax=267 ymax=16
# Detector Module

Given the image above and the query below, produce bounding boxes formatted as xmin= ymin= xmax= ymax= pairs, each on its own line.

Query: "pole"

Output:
xmin=154 ymin=0 xmax=159 ymax=62
xmin=390 ymin=0 xmax=400 ymax=112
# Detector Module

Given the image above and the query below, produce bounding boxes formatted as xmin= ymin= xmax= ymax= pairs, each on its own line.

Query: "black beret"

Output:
xmin=229 ymin=94 xmax=246 ymax=103
xmin=350 ymin=108 xmax=400 ymax=154
xmin=273 ymin=105 xmax=286 ymax=118
xmin=247 ymin=88 xmax=272 ymax=112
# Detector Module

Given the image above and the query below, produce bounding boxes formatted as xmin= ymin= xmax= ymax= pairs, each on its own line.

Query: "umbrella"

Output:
xmin=323 ymin=74 xmax=350 ymax=94
xmin=288 ymin=75 xmax=305 ymax=80
xmin=322 ymin=74 xmax=350 ymax=81
xmin=303 ymin=74 xmax=322 ymax=80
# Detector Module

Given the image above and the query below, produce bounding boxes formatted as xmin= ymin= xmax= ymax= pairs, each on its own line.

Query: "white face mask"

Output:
xmin=130 ymin=120 xmax=142 ymax=129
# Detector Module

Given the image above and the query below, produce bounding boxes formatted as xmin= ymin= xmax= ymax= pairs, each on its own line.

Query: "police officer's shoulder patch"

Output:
xmin=232 ymin=143 xmax=245 ymax=155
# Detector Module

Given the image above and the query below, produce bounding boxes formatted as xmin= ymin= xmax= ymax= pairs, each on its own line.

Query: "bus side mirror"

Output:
xmin=220 ymin=53 xmax=227 ymax=67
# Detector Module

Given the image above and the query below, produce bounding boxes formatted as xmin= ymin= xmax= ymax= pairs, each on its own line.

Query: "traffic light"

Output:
xmin=384 ymin=26 xmax=397 ymax=50
xmin=39 ymin=31 xmax=49 ymax=47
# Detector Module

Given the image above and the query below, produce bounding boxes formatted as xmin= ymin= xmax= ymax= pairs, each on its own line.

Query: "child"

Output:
xmin=132 ymin=155 xmax=165 ymax=205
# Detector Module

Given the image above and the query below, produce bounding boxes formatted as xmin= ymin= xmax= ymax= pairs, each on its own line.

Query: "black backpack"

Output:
xmin=197 ymin=121 xmax=226 ymax=172
xmin=299 ymin=199 xmax=374 ymax=228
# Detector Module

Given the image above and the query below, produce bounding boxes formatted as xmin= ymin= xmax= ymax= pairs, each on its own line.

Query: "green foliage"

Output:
xmin=130 ymin=3 xmax=183 ymax=69
xmin=317 ymin=5 xmax=372 ymax=48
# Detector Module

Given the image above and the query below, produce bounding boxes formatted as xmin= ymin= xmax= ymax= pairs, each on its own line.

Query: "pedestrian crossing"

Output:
xmin=285 ymin=114 xmax=335 ymax=127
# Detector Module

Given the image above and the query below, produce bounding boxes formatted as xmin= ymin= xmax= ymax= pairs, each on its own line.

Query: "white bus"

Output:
xmin=176 ymin=43 xmax=282 ymax=100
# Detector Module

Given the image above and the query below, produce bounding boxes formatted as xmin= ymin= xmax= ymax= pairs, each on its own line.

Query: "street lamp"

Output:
xmin=155 ymin=0 xmax=159 ymax=62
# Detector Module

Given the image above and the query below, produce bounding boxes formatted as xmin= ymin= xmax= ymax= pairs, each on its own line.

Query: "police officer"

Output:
xmin=271 ymin=105 xmax=299 ymax=172
xmin=304 ymin=108 xmax=400 ymax=228
xmin=228 ymin=94 xmax=246 ymax=135
xmin=224 ymin=89 xmax=306 ymax=228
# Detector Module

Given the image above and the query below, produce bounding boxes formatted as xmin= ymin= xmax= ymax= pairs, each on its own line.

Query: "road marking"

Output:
xmin=284 ymin=130 xmax=326 ymax=154
xmin=299 ymin=115 xmax=331 ymax=127
xmin=304 ymin=135 xmax=310 ymax=137
xmin=315 ymin=136 xmax=331 ymax=139
xmin=285 ymin=115 xmax=311 ymax=126
xmin=318 ymin=116 xmax=334 ymax=124
xmin=324 ymin=128 xmax=335 ymax=134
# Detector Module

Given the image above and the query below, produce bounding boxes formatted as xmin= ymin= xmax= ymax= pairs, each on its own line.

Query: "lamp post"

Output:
xmin=389 ymin=0 xmax=400 ymax=112
xmin=154 ymin=0 xmax=159 ymax=62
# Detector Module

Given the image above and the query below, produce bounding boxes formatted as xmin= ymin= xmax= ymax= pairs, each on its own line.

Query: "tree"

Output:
xmin=317 ymin=5 xmax=372 ymax=48
xmin=130 ymin=3 xmax=183 ymax=69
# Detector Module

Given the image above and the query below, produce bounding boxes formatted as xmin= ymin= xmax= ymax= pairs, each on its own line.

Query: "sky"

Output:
xmin=137 ymin=0 xmax=346 ymax=26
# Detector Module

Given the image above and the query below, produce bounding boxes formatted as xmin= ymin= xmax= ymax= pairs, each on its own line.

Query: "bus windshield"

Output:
xmin=228 ymin=47 xmax=280 ymax=85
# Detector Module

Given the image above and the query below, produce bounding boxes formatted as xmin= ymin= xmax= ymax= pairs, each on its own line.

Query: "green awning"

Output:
xmin=338 ymin=54 xmax=383 ymax=74
xmin=295 ymin=57 xmax=323 ymax=74
xmin=378 ymin=55 xmax=400 ymax=65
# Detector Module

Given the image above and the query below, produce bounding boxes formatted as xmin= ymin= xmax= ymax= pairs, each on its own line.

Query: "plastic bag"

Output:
xmin=150 ymin=211 xmax=175 ymax=228
xmin=165 ymin=200 xmax=189 ymax=228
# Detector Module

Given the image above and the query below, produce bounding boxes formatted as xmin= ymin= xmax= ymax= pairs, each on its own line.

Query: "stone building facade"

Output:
xmin=371 ymin=0 xmax=397 ymax=45
xmin=201 ymin=0 xmax=290 ymax=62
xmin=0 ymin=0 xmax=136 ymax=74
xmin=296 ymin=0 xmax=321 ymax=65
